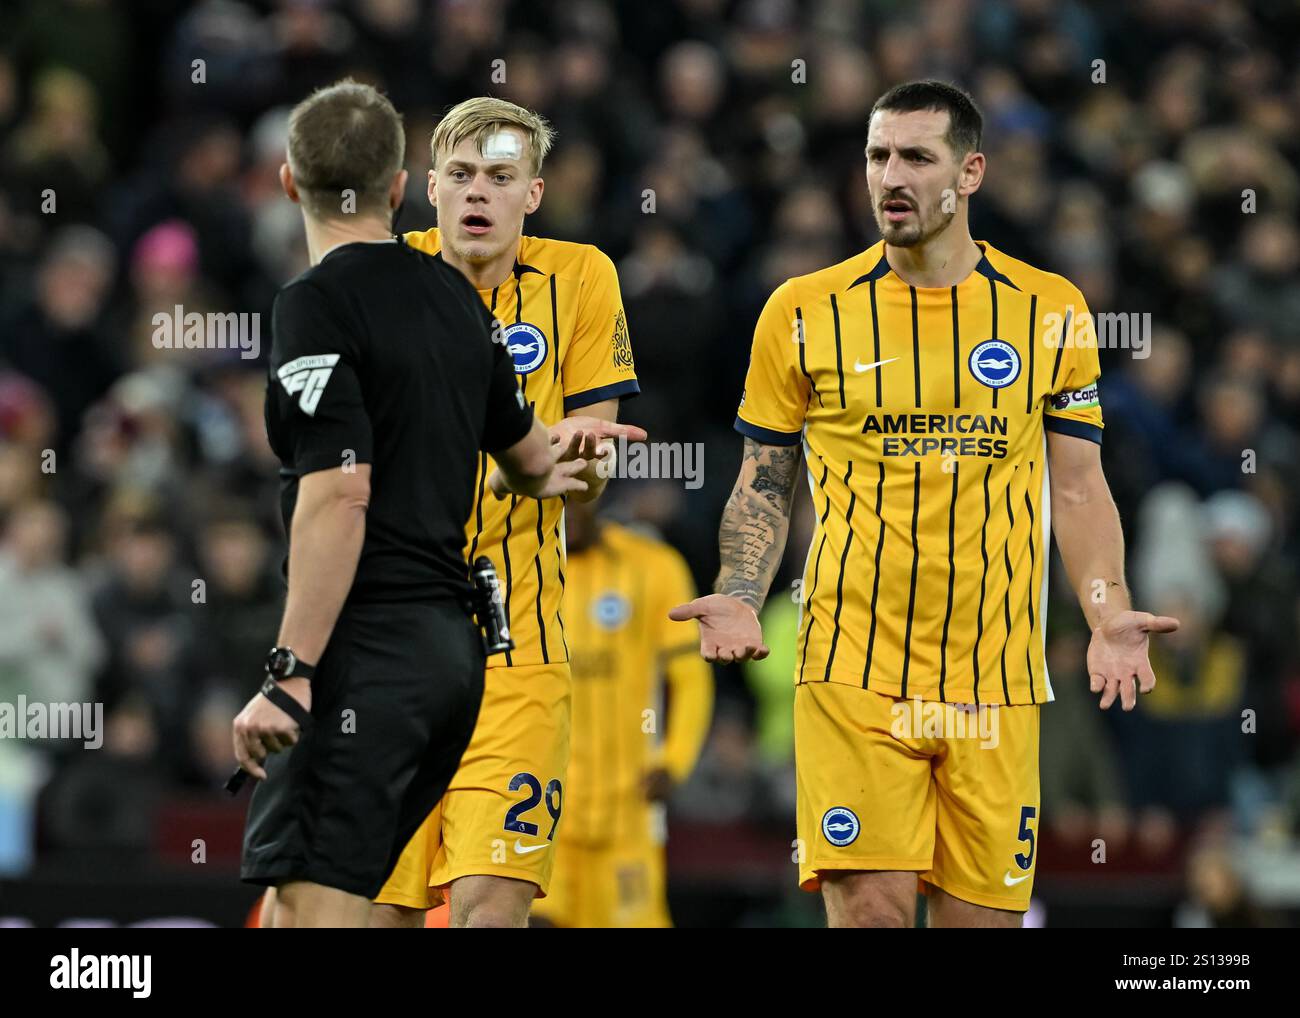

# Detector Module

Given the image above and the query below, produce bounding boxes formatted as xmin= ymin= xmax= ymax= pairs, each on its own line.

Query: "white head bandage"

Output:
xmin=481 ymin=130 xmax=524 ymax=162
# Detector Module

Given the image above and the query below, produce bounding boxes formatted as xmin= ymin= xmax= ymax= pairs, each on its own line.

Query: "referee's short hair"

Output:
xmin=871 ymin=80 xmax=983 ymax=156
xmin=287 ymin=79 xmax=405 ymax=220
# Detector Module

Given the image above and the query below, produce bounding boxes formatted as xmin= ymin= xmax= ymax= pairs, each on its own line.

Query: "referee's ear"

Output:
xmin=280 ymin=163 xmax=301 ymax=205
xmin=387 ymin=169 xmax=409 ymax=211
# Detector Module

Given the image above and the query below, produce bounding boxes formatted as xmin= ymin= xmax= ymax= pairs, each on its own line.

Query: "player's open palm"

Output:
xmin=1086 ymin=611 xmax=1180 ymax=711
xmin=669 ymin=594 xmax=769 ymax=663
xmin=550 ymin=417 xmax=648 ymax=458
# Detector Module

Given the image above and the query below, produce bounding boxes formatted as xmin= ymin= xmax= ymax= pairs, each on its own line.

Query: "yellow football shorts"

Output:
xmin=794 ymin=681 xmax=1040 ymax=912
xmin=377 ymin=662 xmax=571 ymax=909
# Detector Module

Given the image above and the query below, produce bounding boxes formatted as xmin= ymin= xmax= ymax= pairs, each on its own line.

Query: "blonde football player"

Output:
xmin=369 ymin=97 xmax=642 ymax=928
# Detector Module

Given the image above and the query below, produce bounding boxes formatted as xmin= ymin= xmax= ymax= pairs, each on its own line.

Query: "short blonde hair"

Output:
xmin=430 ymin=96 xmax=555 ymax=176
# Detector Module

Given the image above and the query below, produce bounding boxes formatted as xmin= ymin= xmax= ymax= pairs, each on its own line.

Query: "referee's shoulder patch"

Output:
xmin=277 ymin=353 xmax=341 ymax=416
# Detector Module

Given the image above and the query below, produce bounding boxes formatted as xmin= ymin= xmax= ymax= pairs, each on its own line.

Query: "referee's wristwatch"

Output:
xmin=265 ymin=646 xmax=317 ymax=682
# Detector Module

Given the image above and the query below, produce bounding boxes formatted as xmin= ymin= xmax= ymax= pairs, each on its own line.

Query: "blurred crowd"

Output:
xmin=2 ymin=0 xmax=1299 ymax=922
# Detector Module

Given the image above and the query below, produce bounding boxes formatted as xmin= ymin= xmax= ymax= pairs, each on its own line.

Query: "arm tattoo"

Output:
xmin=715 ymin=438 xmax=802 ymax=610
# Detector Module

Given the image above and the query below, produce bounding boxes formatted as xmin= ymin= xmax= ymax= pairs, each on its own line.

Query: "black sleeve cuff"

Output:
xmin=1044 ymin=416 xmax=1103 ymax=445
xmin=483 ymin=404 xmax=536 ymax=454
xmin=563 ymin=378 xmax=640 ymax=413
xmin=734 ymin=416 xmax=803 ymax=446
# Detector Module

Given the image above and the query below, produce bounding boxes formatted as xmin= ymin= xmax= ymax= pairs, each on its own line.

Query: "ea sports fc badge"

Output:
xmin=968 ymin=339 xmax=1020 ymax=389
xmin=504 ymin=322 xmax=548 ymax=375
xmin=822 ymin=807 xmax=860 ymax=847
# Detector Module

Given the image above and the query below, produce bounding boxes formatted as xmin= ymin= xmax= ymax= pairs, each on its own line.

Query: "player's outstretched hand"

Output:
xmin=1086 ymin=610 xmax=1180 ymax=711
xmin=549 ymin=416 xmax=648 ymax=461
xmin=669 ymin=593 xmax=769 ymax=663
xmin=549 ymin=418 xmax=648 ymax=498
xmin=548 ymin=429 xmax=587 ymax=464
xmin=232 ymin=677 xmax=311 ymax=780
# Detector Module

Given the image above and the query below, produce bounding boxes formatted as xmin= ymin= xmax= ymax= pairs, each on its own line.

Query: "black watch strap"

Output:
xmin=259 ymin=677 xmax=313 ymax=729
xmin=289 ymin=660 xmax=316 ymax=681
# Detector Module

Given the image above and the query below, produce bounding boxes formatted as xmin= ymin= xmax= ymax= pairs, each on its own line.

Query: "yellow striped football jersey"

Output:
xmin=562 ymin=523 xmax=713 ymax=845
xmin=736 ymin=240 xmax=1102 ymax=706
xmin=403 ymin=228 xmax=640 ymax=666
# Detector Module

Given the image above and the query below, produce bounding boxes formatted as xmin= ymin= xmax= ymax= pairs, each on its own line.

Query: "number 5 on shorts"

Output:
xmin=1014 ymin=805 xmax=1037 ymax=870
xmin=504 ymin=772 xmax=563 ymax=839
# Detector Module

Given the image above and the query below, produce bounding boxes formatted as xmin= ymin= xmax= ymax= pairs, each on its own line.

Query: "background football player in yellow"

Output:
xmin=369 ymin=97 xmax=642 ymax=927
xmin=529 ymin=499 xmax=712 ymax=928
xmin=671 ymin=80 xmax=1178 ymax=928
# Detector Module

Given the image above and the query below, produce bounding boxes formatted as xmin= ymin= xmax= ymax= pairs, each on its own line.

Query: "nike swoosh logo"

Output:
xmin=1003 ymin=870 xmax=1031 ymax=886
xmin=854 ymin=357 xmax=896 ymax=373
xmin=513 ymin=840 xmax=550 ymax=855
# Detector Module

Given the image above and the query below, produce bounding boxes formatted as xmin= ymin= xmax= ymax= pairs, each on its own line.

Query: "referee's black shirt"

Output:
xmin=265 ymin=238 xmax=533 ymax=603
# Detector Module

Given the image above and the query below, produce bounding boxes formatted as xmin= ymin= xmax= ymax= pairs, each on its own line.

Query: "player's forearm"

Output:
xmin=1051 ymin=475 xmax=1131 ymax=628
xmin=714 ymin=439 xmax=801 ymax=611
xmin=565 ymin=399 xmax=621 ymax=503
xmin=278 ymin=487 xmax=368 ymax=664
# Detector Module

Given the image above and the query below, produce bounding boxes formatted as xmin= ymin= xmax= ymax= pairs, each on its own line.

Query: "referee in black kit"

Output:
xmin=232 ymin=80 xmax=590 ymax=927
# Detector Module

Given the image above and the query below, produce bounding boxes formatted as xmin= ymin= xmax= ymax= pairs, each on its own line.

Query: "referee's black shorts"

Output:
xmin=241 ymin=597 xmax=484 ymax=899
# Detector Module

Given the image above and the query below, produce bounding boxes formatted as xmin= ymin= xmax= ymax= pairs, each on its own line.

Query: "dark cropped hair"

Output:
xmin=870 ymin=80 xmax=983 ymax=155
xmin=287 ymin=79 xmax=405 ymax=219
